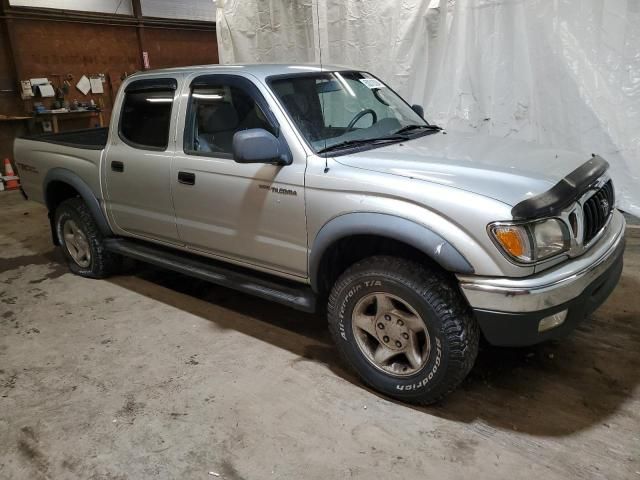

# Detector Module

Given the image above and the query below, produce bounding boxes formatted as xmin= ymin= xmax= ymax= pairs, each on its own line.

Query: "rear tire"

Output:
xmin=54 ymin=198 xmax=119 ymax=279
xmin=327 ymin=256 xmax=479 ymax=405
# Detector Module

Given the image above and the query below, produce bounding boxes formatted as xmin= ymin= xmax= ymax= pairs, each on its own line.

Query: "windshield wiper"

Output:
xmin=393 ymin=124 xmax=442 ymax=135
xmin=316 ymin=135 xmax=408 ymax=154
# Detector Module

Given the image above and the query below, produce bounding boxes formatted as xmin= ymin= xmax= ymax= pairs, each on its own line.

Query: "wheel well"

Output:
xmin=46 ymin=180 xmax=81 ymax=212
xmin=315 ymin=234 xmax=448 ymax=296
xmin=45 ymin=181 xmax=81 ymax=245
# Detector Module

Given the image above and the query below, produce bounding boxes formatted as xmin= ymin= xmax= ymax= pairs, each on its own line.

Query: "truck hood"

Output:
xmin=336 ymin=131 xmax=591 ymax=207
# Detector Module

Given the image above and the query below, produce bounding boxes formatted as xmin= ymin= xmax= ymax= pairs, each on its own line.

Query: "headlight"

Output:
xmin=489 ymin=218 xmax=570 ymax=263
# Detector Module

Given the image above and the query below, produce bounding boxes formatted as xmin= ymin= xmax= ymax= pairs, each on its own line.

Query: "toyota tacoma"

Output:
xmin=14 ymin=64 xmax=625 ymax=404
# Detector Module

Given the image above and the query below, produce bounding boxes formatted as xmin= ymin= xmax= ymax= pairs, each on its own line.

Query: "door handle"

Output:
xmin=111 ymin=161 xmax=124 ymax=172
xmin=178 ymin=171 xmax=195 ymax=185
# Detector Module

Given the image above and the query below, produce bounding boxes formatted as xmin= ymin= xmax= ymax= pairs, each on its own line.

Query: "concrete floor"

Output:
xmin=0 ymin=190 xmax=639 ymax=480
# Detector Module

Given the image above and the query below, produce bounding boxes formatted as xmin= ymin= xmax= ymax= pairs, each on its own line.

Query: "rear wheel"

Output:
xmin=327 ymin=256 xmax=479 ymax=405
xmin=54 ymin=198 xmax=119 ymax=278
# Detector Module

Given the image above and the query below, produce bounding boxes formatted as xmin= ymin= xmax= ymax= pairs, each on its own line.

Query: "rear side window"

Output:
xmin=119 ymin=79 xmax=176 ymax=150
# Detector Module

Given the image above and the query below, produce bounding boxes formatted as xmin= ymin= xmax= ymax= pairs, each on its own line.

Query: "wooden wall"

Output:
xmin=0 ymin=2 xmax=218 ymax=164
xmin=0 ymin=16 xmax=24 ymax=165
xmin=143 ymin=27 xmax=218 ymax=70
xmin=10 ymin=19 xmax=140 ymax=123
xmin=0 ymin=21 xmax=18 ymax=99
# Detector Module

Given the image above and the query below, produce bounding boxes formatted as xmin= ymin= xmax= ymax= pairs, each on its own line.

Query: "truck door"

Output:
xmin=103 ymin=76 xmax=181 ymax=243
xmin=171 ymin=74 xmax=308 ymax=277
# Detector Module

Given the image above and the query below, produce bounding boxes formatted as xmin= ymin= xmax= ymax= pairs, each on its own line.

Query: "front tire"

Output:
xmin=327 ymin=256 xmax=479 ymax=405
xmin=54 ymin=198 xmax=118 ymax=279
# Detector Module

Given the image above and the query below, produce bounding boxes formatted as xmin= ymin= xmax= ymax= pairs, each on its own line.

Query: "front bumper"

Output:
xmin=458 ymin=210 xmax=626 ymax=346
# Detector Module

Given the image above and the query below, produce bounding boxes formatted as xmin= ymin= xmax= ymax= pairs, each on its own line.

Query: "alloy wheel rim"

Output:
xmin=351 ymin=292 xmax=431 ymax=377
xmin=63 ymin=219 xmax=91 ymax=268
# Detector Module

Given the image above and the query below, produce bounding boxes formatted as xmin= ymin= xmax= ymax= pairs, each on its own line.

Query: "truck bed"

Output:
xmin=23 ymin=127 xmax=109 ymax=151
xmin=14 ymin=127 xmax=107 ymax=204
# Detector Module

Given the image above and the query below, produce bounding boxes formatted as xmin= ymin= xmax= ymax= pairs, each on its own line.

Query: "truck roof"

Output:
xmin=127 ymin=63 xmax=354 ymax=81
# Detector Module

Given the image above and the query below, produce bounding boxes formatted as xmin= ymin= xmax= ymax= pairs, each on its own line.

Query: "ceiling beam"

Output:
xmin=131 ymin=0 xmax=146 ymax=70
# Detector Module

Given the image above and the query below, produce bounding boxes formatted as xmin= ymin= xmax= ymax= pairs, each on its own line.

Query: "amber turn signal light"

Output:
xmin=490 ymin=225 xmax=533 ymax=262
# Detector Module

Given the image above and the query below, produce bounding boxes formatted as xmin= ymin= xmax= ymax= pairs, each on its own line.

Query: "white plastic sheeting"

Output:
xmin=141 ymin=0 xmax=216 ymax=22
xmin=216 ymin=0 xmax=316 ymax=65
xmin=217 ymin=0 xmax=640 ymax=215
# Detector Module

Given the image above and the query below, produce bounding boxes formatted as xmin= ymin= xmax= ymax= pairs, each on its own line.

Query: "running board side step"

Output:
xmin=104 ymin=238 xmax=316 ymax=313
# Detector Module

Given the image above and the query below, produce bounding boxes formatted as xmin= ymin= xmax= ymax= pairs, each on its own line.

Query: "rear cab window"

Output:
xmin=119 ymin=78 xmax=177 ymax=151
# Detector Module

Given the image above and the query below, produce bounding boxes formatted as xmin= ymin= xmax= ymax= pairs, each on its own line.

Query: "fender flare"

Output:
xmin=308 ymin=212 xmax=474 ymax=292
xmin=43 ymin=167 xmax=112 ymax=237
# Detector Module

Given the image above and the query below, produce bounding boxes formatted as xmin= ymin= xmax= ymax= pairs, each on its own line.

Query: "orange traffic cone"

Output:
xmin=3 ymin=158 xmax=19 ymax=190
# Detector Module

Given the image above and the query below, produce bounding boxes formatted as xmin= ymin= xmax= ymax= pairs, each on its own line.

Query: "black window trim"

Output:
xmin=183 ymin=73 xmax=290 ymax=162
xmin=118 ymin=77 xmax=178 ymax=152
xmin=124 ymin=77 xmax=178 ymax=93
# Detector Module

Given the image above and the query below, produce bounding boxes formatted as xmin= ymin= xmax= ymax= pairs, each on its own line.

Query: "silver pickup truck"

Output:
xmin=14 ymin=64 xmax=625 ymax=404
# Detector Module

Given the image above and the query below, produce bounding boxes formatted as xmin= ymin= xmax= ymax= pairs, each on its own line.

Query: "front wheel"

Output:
xmin=327 ymin=256 xmax=479 ymax=405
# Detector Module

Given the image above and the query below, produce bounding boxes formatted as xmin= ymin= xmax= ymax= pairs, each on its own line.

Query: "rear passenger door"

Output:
xmin=171 ymin=74 xmax=308 ymax=277
xmin=104 ymin=76 xmax=181 ymax=243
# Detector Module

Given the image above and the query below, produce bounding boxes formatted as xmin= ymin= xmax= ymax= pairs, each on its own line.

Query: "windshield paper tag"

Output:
xmin=359 ymin=78 xmax=385 ymax=89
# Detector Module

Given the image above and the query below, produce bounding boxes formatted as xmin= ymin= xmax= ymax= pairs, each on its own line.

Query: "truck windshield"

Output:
xmin=270 ymin=71 xmax=433 ymax=154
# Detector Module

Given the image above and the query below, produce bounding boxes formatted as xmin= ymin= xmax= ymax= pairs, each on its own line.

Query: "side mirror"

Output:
xmin=411 ymin=104 xmax=424 ymax=118
xmin=232 ymin=128 xmax=288 ymax=165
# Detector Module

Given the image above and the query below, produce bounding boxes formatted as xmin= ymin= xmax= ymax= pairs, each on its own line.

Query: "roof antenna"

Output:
xmin=314 ymin=0 xmax=330 ymax=173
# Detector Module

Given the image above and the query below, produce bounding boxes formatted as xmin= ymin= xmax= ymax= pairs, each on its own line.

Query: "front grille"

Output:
xmin=583 ymin=180 xmax=614 ymax=244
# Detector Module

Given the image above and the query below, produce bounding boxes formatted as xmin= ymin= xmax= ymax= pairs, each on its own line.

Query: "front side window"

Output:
xmin=270 ymin=71 xmax=429 ymax=154
xmin=185 ymin=83 xmax=274 ymax=156
xmin=119 ymin=88 xmax=174 ymax=150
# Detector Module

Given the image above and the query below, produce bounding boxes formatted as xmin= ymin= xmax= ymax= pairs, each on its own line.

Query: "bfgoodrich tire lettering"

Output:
xmin=54 ymin=198 xmax=119 ymax=279
xmin=327 ymin=256 xmax=479 ymax=405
